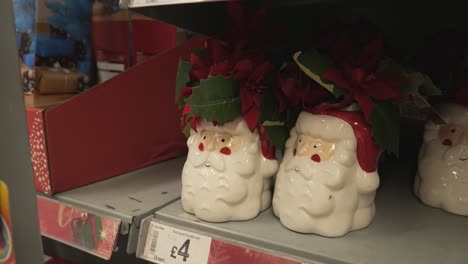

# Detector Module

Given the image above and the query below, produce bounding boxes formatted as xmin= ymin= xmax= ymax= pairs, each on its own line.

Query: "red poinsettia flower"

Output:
xmin=221 ymin=2 xmax=281 ymax=51
xmin=236 ymin=60 xmax=273 ymax=131
xmin=189 ymin=39 xmax=239 ymax=81
xmin=276 ymin=63 xmax=329 ymax=111
xmin=322 ymin=36 xmax=406 ymax=119
xmin=180 ymin=37 xmax=274 ymax=132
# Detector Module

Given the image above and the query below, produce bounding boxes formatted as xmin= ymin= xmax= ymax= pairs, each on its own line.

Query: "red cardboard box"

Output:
xmin=92 ymin=17 xmax=176 ymax=69
xmin=26 ymin=36 xmax=205 ymax=195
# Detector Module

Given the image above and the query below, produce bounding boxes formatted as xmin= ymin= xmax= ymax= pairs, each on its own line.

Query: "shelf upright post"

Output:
xmin=0 ymin=1 xmax=44 ymax=263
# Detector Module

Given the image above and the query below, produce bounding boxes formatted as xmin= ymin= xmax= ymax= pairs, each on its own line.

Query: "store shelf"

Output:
xmin=126 ymin=0 xmax=227 ymax=8
xmin=137 ymin=157 xmax=468 ymax=264
xmin=37 ymin=156 xmax=185 ymax=258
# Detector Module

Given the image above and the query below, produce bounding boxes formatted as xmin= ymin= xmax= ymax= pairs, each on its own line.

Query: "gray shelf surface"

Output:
xmin=153 ymin=158 xmax=468 ymax=264
xmin=48 ymin=156 xmax=186 ymax=253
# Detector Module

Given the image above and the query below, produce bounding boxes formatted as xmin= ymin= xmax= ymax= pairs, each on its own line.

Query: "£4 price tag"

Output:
xmin=142 ymin=221 xmax=212 ymax=264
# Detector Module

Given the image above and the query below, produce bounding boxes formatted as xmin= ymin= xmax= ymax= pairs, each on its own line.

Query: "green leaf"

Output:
xmin=377 ymin=57 xmax=409 ymax=75
xmin=369 ymin=101 xmax=401 ymax=156
xmin=297 ymin=50 xmax=335 ymax=77
xmin=293 ymin=51 xmax=343 ymax=97
xmin=259 ymin=89 xmax=285 ymax=124
xmin=405 ymin=72 xmax=441 ymax=96
xmin=191 ymin=49 xmax=206 ymax=60
xmin=198 ymin=75 xmax=238 ymax=100
xmin=184 ymin=75 xmax=241 ymax=125
xmin=175 ymin=60 xmax=192 ymax=103
xmin=377 ymin=58 xmax=441 ymax=97
xmin=264 ymin=125 xmax=289 ymax=152
xmin=332 ymin=86 xmax=348 ymax=98
xmin=182 ymin=122 xmax=191 ymax=137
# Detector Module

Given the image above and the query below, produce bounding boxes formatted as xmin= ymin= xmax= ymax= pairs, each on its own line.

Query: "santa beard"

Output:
xmin=181 ymin=141 xmax=270 ymax=222
xmin=416 ymin=141 xmax=468 ymax=215
xmin=273 ymin=149 xmax=373 ymax=236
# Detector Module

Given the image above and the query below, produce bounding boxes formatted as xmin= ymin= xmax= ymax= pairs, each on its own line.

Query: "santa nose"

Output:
xmin=296 ymin=143 xmax=309 ymax=156
xmin=205 ymin=138 xmax=216 ymax=151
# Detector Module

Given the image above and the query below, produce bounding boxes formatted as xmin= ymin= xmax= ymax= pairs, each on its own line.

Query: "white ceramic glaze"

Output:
xmin=415 ymin=104 xmax=468 ymax=215
xmin=181 ymin=117 xmax=278 ymax=222
xmin=273 ymin=112 xmax=379 ymax=237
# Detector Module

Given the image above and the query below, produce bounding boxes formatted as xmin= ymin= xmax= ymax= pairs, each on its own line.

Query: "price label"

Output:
xmin=142 ymin=221 xmax=212 ymax=264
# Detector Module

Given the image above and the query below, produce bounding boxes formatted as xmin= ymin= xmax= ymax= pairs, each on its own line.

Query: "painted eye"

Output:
xmin=221 ymin=138 xmax=225 ymax=143
xmin=313 ymin=145 xmax=317 ymax=149
xmin=203 ymin=136 xmax=206 ymax=140
xmin=299 ymin=138 xmax=302 ymax=143
xmin=451 ymin=128 xmax=456 ymax=133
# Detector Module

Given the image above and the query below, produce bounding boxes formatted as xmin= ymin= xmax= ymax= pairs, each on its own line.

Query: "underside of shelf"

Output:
xmin=143 ymin=157 xmax=468 ymax=264
xmin=129 ymin=2 xmax=467 ymax=52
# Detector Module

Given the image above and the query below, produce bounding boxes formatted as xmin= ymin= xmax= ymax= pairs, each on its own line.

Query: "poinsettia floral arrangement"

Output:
xmin=175 ymin=3 xmax=291 ymax=156
xmin=292 ymin=31 xmax=414 ymax=155
xmin=176 ymin=38 xmax=288 ymax=158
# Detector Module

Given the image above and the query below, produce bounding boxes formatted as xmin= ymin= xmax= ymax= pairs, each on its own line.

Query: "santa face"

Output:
xmin=415 ymin=104 xmax=468 ymax=215
xmin=273 ymin=112 xmax=379 ymax=237
xmin=181 ymin=118 xmax=278 ymax=222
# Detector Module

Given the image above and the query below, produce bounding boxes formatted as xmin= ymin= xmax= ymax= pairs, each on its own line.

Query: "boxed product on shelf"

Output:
xmin=35 ymin=66 xmax=84 ymax=94
xmin=26 ymin=36 xmax=206 ymax=195
xmin=92 ymin=3 xmax=176 ymax=83
xmin=35 ymin=34 xmax=75 ymax=58
xmin=13 ymin=0 xmax=37 ymax=93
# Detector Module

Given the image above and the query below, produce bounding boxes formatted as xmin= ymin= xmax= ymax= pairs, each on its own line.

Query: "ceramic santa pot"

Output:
xmin=414 ymin=104 xmax=468 ymax=215
xmin=273 ymin=111 xmax=380 ymax=237
xmin=181 ymin=117 xmax=279 ymax=222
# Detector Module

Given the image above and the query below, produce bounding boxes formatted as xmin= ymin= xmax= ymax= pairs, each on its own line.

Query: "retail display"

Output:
xmin=6 ymin=0 xmax=468 ymax=263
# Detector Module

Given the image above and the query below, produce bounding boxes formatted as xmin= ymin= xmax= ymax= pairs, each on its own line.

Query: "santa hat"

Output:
xmin=304 ymin=108 xmax=381 ymax=173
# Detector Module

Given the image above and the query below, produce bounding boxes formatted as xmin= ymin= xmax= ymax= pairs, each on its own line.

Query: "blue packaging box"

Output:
xmin=36 ymin=34 xmax=75 ymax=57
xmin=22 ymin=53 xmax=35 ymax=68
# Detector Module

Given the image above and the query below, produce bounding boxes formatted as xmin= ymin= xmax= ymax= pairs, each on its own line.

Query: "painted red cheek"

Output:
xmin=311 ymin=154 xmax=321 ymax=163
xmin=198 ymin=143 xmax=204 ymax=151
xmin=443 ymin=139 xmax=453 ymax=146
xmin=220 ymin=147 xmax=231 ymax=155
